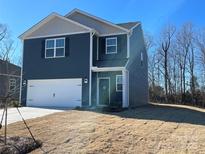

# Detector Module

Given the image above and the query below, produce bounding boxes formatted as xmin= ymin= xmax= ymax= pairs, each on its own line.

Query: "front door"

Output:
xmin=98 ymin=78 xmax=110 ymax=106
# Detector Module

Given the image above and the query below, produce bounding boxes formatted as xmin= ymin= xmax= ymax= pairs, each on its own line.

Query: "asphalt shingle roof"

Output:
xmin=117 ymin=22 xmax=140 ymax=30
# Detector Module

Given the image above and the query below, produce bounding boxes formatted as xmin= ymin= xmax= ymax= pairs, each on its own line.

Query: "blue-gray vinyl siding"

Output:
xmin=91 ymin=71 xmax=122 ymax=107
xmin=93 ymin=34 xmax=128 ymax=67
xmin=127 ymin=24 xmax=148 ymax=107
xmin=21 ymin=33 xmax=90 ymax=106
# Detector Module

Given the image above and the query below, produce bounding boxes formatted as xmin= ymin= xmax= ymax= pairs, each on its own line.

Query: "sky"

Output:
xmin=0 ymin=0 xmax=205 ymax=64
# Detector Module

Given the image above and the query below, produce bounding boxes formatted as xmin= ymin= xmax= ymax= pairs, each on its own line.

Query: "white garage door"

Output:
xmin=26 ymin=79 xmax=82 ymax=108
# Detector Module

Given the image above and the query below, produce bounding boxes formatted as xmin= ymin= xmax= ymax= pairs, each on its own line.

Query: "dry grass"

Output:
xmin=1 ymin=103 xmax=205 ymax=154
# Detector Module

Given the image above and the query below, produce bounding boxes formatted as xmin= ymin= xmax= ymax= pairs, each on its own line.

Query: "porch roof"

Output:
xmin=91 ymin=67 xmax=126 ymax=72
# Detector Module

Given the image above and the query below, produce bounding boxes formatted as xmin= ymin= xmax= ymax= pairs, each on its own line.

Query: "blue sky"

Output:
xmin=0 ymin=0 xmax=205 ymax=63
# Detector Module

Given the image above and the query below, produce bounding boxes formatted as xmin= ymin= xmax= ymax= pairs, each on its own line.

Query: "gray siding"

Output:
xmin=27 ymin=16 xmax=89 ymax=38
xmin=91 ymin=71 xmax=122 ymax=107
xmin=93 ymin=34 xmax=128 ymax=67
xmin=21 ymin=33 xmax=90 ymax=106
xmin=127 ymin=24 xmax=148 ymax=107
xmin=67 ymin=12 xmax=126 ymax=35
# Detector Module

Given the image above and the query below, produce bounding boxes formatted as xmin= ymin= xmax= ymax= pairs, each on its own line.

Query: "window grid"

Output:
xmin=116 ymin=75 xmax=123 ymax=92
xmin=45 ymin=38 xmax=65 ymax=58
xmin=106 ymin=37 xmax=117 ymax=54
xmin=9 ymin=78 xmax=16 ymax=93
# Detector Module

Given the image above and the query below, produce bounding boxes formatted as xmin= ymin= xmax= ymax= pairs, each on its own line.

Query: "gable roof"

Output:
xmin=19 ymin=12 xmax=93 ymax=40
xmin=117 ymin=22 xmax=140 ymax=30
xmin=65 ymin=9 xmax=130 ymax=33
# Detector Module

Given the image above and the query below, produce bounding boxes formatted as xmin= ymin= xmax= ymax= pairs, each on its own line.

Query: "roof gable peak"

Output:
xmin=65 ymin=8 xmax=130 ymax=33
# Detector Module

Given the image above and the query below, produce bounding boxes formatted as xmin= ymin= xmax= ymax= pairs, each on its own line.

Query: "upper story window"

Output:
xmin=45 ymin=38 xmax=65 ymax=58
xmin=106 ymin=37 xmax=117 ymax=54
xmin=141 ymin=51 xmax=144 ymax=66
xmin=9 ymin=78 xmax=16 ymax=93
xmin=116 ymin=75 xmax=123 ymax=92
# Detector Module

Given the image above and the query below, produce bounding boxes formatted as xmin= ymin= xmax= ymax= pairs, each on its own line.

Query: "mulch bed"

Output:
xmin=0 ymin=136 xmax=42 ymax=154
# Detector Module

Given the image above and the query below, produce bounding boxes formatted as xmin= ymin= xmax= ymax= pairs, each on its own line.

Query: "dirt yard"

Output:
xmin=1 ymin=103 xmax=205 ymax=154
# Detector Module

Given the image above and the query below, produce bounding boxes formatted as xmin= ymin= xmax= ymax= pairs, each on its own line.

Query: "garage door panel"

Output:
xmin=27 ymin=79 xmax=82 ymax=108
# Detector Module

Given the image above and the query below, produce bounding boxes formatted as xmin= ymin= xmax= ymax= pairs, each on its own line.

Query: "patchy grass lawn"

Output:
xmin=1 ymin=103 xmax=205 ymax=154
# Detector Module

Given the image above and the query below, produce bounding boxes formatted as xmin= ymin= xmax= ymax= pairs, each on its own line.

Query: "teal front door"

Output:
xmin=98 ymin=78 xmax=110 ymax=106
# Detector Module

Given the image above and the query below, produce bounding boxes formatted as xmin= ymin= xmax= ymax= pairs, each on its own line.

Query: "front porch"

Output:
xmin=91 ymin=67 xmax=129 ymax=108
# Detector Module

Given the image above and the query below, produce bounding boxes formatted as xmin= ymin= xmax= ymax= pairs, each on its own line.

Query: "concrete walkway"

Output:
xmin=0 ymin=107 xmax=65 ymax=125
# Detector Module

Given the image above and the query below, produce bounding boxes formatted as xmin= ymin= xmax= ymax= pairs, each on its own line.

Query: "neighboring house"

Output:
xmin=0 ymin=59 xmax=21 ymax=101
xmin=19 ymin=9 xmax=148 ymax=108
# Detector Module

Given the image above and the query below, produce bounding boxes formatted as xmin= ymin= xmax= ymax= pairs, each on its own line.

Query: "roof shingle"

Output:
xmin=117 ymin=22 xmax=140 ymax=30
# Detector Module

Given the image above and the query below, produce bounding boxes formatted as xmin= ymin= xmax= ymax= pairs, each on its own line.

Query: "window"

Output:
xmin=106 ymin=37 xmax=117 ymax=54
xmin=9 ymin=78 xmax=16 ymax=93
xmin=116 ymin=75 xmax=123 ymax=92
xmin=45 ymin=38 xmax=65 ymax=58
xmin=141 ymin=51 xmax=143 ymax=66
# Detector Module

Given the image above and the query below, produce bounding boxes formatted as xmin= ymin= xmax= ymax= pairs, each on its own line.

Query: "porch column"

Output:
xmin=122 ymin=70 xmax=129 ymax=108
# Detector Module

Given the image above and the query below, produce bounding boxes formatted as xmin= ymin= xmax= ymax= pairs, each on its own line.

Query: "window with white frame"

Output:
xmin=140 ymin=51 xmax=144 ymax=66
xmin=106 ymin=37 xmax=117 ymax=54
xmin=116 ymin=75 xmax=123 ymax=92
xmin=9 ymin=78 xmax=16 ymax=93
xmin=45 ymin=38 xmax=65 ymax=58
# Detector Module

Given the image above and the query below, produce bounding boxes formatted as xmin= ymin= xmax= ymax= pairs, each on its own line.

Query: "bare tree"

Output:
xmin=145 ymin=33 xmax=156 ymax=89
xmin=148 ymin=22 xmax=205 ymax=107
xmin=0 ymin=39 xmax=15 ymax=62
xmin=196 ymin=28 xmax=205 ymax=74
xmin=0 ymin=24 xmax=7 ymax=41
xmin=176 ymin=23 xmax=194 ymax=98
xmin=158 ymin=24 xmax=176 ymax=101
xmin=0 ymin=25 xmax=20 ymax=144
xmin=187 ymin=44 xmax=196 ymax=99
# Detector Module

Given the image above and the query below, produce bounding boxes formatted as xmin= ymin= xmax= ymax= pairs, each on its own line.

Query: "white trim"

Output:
xmin=25 ymin=77 xmax=82 ymax=81
xmin=92 ymin=67 xmax=125 ymax=72
xmin=96 ymin=72 xmax=98 ymax=106
xmin=127 ymin=70 xmax=129 ymax=107
xmin=89 ymin=32 xmax=95 ymax=106
xmin=97 ymin=77 xmax=110 ymax=106
xmin=19 ymin=12 xmax=93 ymax=40
xmin=130 ymin=23 xmax=141 ymax=31
xmin=99 ymin=32 xmax=127 ymax=37
xmin=122 ymin=70 xmax=129 ymax=108
xmin=127 ymin=34 xmax=130 ymax=58
xmin=23 ymin=31 xmax=91 ymax=40
xmin=141 ymin=51 xmax=144 ymax=62
xmin=65 ymin=9 xmax=130 ymax=33
xmin=116 ymin=75 xmax=123 ymax=92
xmin=105 ymin=37 xmax=117 ymax=54
xmin=45 ymin=37 xmax=65 ymax=59
xmin=19 ymin=40 xmax=24 ymax=104
xmin=125 ymin=59 xmax=129 ymax=69
xmin=0 ymin=73 xmax=20 ymax=78
xmin=97 ymin=37 xmax=99 ymax=60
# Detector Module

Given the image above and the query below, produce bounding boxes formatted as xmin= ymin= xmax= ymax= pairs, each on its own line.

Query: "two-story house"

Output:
xmin=19 ymin=9 xmax=148 ymax=108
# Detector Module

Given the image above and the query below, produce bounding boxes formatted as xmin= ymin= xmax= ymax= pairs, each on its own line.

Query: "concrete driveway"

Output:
xmin=0 ymin=107 xmax=65 ymax=125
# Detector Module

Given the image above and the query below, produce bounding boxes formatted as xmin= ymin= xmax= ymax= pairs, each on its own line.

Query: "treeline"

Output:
xmin=146 ymin=23 xmax=205 ymax=107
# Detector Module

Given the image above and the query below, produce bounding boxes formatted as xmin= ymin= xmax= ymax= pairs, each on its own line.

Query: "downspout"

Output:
xmin=19 ymin=40 xmax=24 ymax=106
xmin=89 ymin=30 xmax=95 ymax=106
xmin=124 ymin=30 xmax=132 ymax=107
xmin=125 ymin=30 xmax=132 ymax=69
